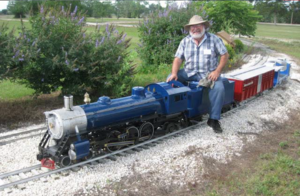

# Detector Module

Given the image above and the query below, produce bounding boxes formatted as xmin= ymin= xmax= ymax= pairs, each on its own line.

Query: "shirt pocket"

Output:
xmin=185 ymin=50 xmax=195 ymax=64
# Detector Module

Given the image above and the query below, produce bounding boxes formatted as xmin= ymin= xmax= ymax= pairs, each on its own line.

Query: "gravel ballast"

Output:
xmin=0 ymin=51 xmax=299 ymax=196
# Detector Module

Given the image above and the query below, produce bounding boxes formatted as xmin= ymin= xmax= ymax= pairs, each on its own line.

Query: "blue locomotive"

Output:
xmin=37 ymin=59 xmax=290 ymax=169
xmin=37 ymin=79 xmax=235 ymax=168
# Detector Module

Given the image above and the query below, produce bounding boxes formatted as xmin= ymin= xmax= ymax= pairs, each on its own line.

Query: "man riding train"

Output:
xmin=167 ymin=15 xmax=229 ymax=133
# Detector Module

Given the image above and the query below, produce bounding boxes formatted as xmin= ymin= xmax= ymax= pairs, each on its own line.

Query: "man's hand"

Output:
xmin=167 ymin=58 xmax=182 ymax=82
xmin=167 ymin=74 xmax=178 ymax=82
xmin=208 ymin=70 xmax=220 ymax=81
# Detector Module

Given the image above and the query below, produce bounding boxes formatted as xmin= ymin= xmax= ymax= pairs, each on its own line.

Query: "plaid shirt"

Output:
xmin=175 ymin=32 xmax=227 ymax=78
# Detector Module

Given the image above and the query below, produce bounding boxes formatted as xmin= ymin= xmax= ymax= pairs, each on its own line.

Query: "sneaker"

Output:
xmin=207 ymin=119 xmax=223 ymax=133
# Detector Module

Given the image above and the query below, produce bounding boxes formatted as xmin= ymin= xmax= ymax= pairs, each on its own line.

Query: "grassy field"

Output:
xmin=85 ymin=25 xmax=140 ymax=50
xmin=257 ymin=39 xmax=300 ymax=60
xmin=0 ymin=80 xmax=35 ymax=100
xmin=86 ymin=17 xmax=141 ymax=23
xmin=256 ymin=23 xmax=300 ymax=40
xmin=0 ymin=18 xmax=140 ymax=49
xmin=204 ymin=125 xmax=300 ymax=196
xmin=0 ymin=20 xmax=31 ymax=36
xmin=0 ymin=15 xmax=15 ymax=19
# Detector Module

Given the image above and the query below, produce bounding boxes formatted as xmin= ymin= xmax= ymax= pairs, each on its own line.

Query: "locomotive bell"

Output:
xmin=84 ymin=92 xmax=91 ymax=104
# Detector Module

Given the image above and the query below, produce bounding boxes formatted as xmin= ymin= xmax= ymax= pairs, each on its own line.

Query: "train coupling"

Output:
xmin=41 ymin=158 xmax=55 ymax=170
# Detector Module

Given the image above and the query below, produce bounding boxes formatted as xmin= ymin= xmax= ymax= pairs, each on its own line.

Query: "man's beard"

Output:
xmin=190 ymin=27 xmax=205 ymax=39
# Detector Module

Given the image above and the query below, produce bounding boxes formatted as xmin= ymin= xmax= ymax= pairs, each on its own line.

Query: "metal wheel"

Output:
xmin=60 ymin=156 xmax=71 ymax=167
xmin=106 ymin=130 xmax=123 ymax=152
xmin=166 ymin=123 xmax=180 ymax=133
xmin=139 ymin=122 xmax=154 ymax=141
xmin=125 ymin=126 xmax=139 ymax=141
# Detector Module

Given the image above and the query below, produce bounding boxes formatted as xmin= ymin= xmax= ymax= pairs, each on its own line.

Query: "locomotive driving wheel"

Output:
xmin=139 ymin=122 xmax=154 ymax=142
xmin=106 ymin=130 xmax=124 ymax=152
xmin=125 ymin=126 xmax=139 ymax=141
xmin=165 ymin=122 xmax=180 ymax=133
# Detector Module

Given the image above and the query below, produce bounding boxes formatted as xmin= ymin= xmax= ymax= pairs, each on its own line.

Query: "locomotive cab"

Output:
xmin=145 ymin=82 xmax=190 ymax=115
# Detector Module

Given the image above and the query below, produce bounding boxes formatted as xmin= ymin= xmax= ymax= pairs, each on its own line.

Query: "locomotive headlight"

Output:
xmin=47 ymin=114 xmax=64 ymax=140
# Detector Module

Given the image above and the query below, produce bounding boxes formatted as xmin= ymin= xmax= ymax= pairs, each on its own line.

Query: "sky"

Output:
xmin=0 ymin=1 xmax=8 ymax=11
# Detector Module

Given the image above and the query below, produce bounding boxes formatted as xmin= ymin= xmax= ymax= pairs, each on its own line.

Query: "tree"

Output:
xmin=81 ymin=0 xmax=93 ymax=17
xmin=267 ymin=0 xmax=287 ymax=24
xmin=254 ymin=1 xmax=272 ymax=22
xmin=8 ymin=0 xmax=28 ymax=18
xmin=115 ymin=0 xmax=147 ymax=18
xmin=200 ymin=1 xmax=261 ymax=36
xmin=92 ymin=1 xmax=114 ymax=19
xmin=7 ymin=0 xmax=86 ymax=17
xmin=1 ymin=9 xmax=8 ymax=15
xmin=287 ymin=0 xmax=300 ymax=24
xmin=254 ymin=0 xmax=287 ymax=24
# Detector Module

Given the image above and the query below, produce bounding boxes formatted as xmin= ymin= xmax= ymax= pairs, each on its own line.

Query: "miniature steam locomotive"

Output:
xmin=37 ymin=59 xmax=290 ymax=169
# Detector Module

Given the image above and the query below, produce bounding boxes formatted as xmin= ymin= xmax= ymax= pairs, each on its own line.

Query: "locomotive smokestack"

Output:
xmin=64 ymin=95 xmax=73 ymax=111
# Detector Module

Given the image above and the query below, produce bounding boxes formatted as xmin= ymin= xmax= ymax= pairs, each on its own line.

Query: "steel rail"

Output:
xmin=0 ymin=164 xmax=41 ymax=179
xmin=0 ymin=133 xmax=43 ymax=147
xmin=0 ymin=127 xmax=45 ymax=141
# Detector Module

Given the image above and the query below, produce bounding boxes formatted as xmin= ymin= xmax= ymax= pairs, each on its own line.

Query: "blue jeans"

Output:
xmin=167 ymin=69 xmax=225 ymax=120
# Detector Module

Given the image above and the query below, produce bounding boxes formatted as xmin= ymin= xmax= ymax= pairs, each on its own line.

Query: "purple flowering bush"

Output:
xmin=0 ymin=23 xmax=18 ymax=76
xmin=1 ymin=5 xmax=132 ymax=97
xmin=137 ymin=3 xmax=206 ymax=70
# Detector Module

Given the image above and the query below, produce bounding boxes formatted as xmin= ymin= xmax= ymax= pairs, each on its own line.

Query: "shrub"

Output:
xmin=234 ymin=39 xmax=244 ymax=53
xmin=137 ymin=3 xmax=209 ymax=71
xmin=201 ymin=1 xmax=261 ymax=37
xmin=0 ymin=23 xmax=17 ymax=77
xmin=225 ymin=44 xmax=236 ymax=60
xmin=1 ymin=5 xmax=133 ymax=97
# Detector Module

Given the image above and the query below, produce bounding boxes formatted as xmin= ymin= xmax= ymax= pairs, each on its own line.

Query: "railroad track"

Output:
xmin=0 ymin=126 xmax=195 ymax=191
xmin=0 ymin=126 xmax=46 ymax=146
xmin=0 ymin=95 xmax=259 ymax=191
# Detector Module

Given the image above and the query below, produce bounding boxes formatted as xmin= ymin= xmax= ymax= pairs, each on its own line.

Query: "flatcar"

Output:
xmin=37 ymin=58 xmax=290 ymax=169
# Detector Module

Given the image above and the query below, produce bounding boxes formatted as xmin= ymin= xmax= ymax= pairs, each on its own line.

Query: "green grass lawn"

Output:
xmin=0 ymin=80 xmax=35 ymax=100
xmin=86 ymin=17 xmax=141 ymax=23
xmin=256 ymin=23 xmax=300 ymax=40
xmin=0 ymin=20 xmax=31 ymax=36
xmin=0 ymin=15 xmax=15 ymax=19
xmin=84 ymin=25 xmax=140 ymax=50
xmin=257 ymin=39 xmax=300 ymax=60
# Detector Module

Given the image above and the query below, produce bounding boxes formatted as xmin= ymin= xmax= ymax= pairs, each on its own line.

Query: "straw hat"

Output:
xmin=184 ymin=15 xmax=210 ymax=31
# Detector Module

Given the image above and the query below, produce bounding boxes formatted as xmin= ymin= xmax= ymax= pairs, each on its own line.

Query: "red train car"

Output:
xmin=225 ymin=66 xmax=275 ymax=102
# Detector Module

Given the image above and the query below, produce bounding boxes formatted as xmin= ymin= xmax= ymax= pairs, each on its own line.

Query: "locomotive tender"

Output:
xmin=37 ymin=59 xmax=290 ymax=169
